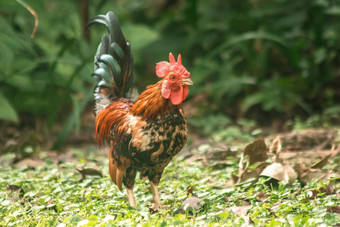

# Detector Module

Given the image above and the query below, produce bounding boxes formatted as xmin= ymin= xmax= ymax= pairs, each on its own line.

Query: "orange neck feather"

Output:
xmin=131 ymin=80 xmax=176 ymax=119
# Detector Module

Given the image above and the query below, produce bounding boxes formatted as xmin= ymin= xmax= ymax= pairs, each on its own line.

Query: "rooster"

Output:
xmin=88 ymin=12 xmax=192 ymax=209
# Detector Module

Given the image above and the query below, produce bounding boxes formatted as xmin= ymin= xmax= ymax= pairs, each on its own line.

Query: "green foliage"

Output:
xmin=0 ymin=0 xmax=95 ymax=147
xmin=2 ymin=0 xmax=340 ymax=148
xmin=105 ymin=0 xmax=340 ymax=125
xmin=188 ymin=115 xmax=260 ymax=143
xmin=0 ymin=94 xmax=18 ymax=123
xmin=189 ymin=114 xmax=231 ymax=135
xmin=118 ymin=0 xmax=340 ymax=120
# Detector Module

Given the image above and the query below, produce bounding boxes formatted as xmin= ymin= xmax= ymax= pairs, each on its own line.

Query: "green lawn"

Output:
xmin=0 ymin=145 xmax=339 ymax=226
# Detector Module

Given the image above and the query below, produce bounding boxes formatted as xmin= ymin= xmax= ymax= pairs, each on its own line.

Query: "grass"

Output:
xmin=0 ymin=145 xmax=339 ymax=227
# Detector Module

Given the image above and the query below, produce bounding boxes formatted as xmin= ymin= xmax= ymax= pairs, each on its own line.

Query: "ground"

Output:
xmin=0 ymin=129 xmax=339 ymax=226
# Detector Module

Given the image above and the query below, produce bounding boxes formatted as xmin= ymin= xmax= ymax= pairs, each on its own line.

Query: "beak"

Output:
xmin=181 ymin=78 xmax=193 ymax=86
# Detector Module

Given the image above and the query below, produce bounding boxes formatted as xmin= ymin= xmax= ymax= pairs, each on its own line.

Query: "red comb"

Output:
xmin=155 ymin=53 xmax=190 ymax=78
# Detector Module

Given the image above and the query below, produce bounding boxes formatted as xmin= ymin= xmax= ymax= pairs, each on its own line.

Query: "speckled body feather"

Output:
xmin=95 ymin=82 xmax=188 ymax=191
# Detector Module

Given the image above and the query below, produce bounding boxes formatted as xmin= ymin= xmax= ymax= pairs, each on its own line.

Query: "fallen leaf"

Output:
xmin=14 ymin=158 xmax=45 ymax=168
xmin=238 ymin=139 xmax=268 ymax=184
xmin=238 ymin=163 xmax=268 ymax=184
xmin=311 ymin=146 xmax=340 ymax=169
xmin=149 ymin=207 xmax=158 ymax=214
xmin=327 ymin=206 xmax=340 ymax=214
xmin=294 ymin=163 xmax=309 ymax=176
xmin=173 ymin=208 xmax=186 ymax=215
xmin=223 ymin=197 xmax=231 ymax=202
xmin=269 ymin=136 xmax=282 ymax=155
xmin=7 ymin=185 xmax=25 ymax=198
xmin=230 ymin=205 xmax=251 ymax=217
xmin=310 ymin=154 xmax=331 ymax=169
xmin=243 ymin=139 xmax=268 ymax=166
xmin=256 ymin=192 xmax=270 ymax=201
xmin=269 ymin=136 xmax=282 ymax=163
xmin=249 ymin=217 xmax=255 ymax=224
xmin=299 ymin=170 xmax=339 ymax=185
xmin=76 ymin=168 xmax=103 ymax=180
xmin=228 ymin=173 xmax=239 ymax=186
xmin=238 ymin=200 xmax=251 ymax=206
xmin=183 ymin=196 xmax=204 ymax=210
xmin=295 ymin=162 xmax=340 ymax=185
xmin=260 ymin=163 xmax=297 ymax=185
xmin=7 ymin=185 xmax=21 ymax=192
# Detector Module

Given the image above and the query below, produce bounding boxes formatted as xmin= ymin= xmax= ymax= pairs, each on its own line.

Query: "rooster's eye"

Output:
xmin=170 ymin=75 xmax=176 ymax=80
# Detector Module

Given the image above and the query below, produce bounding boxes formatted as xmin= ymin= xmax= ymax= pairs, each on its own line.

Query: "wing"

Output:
xmin=95 ymin=98 xmax=133 ymax=147
xmin=108 ymin=112 xmax=151 ymax=191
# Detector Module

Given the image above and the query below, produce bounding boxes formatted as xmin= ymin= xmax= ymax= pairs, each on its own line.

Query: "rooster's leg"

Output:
xmin=150 ymin=182 xmax=161 ymax=210
xmin=126 ymin=188 xmax=136 ymax=208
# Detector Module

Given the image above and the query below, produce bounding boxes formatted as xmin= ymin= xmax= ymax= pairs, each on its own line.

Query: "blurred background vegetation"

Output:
xmin=1 ymin=0 xmax=340 ymax=151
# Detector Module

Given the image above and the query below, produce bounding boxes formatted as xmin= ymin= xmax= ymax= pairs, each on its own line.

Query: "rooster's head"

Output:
xmin=155 ymin=53 xmax=193 ymax=105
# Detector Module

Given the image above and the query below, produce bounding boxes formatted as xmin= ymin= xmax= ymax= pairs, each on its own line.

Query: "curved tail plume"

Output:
xmin=87 ymin=11 xmax=134 ymax=114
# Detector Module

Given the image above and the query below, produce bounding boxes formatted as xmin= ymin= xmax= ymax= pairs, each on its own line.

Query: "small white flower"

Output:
xmin=77 ymin=220 xmax=89 ymax=227
xmin=1 ymin=200 xmax=11 ymax=206
xmin=102 ymin=215 xmax=115 ymax=222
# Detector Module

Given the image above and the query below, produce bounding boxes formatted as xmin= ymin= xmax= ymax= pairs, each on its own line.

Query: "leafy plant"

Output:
xmin=0 ymin=147 xmax=339 ymax=226
xmin=2 ymin=0 xmax=340 ymax=149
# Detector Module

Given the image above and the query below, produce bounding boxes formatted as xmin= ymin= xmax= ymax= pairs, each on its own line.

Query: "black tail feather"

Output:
xmin=88 ymin=11 xmax=134 ymax=112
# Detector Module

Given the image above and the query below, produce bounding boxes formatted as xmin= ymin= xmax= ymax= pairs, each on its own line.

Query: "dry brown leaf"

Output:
xmin=230 ymin=205 xmax=252 ymax=217
xmin=7 ymin=185 xmax=22 ymax=192
xmin=310 ymin=154 xmax=331 ymax=169
xmin=327 ymin=206 xmax=340 ymax=214
xmin=299 ymin=170 xmax=338 ymax=185
xmin=14 ymin=158 xmax=45 ymax=168
xmin=7 ymin=185 xmax=25 ymax=201
xmin=256 ymin=192 xmax=270 ymax=201
xmin=295 ymin=155 xmax=340 ymax=185
xmin=243 ymin=139 xmax=268 ymax=166
xmin=223 ymin=197 xmax=231 ymax=202
xmin=269 ymin=136 xmax=282 ymax=155
xmin=269 ymin=136 xmax=282 ymax=163
xmin=183 ymin=196 xmax=204 ymax=210
xmin=173 ymin=208 xmax=186 ymax=215
xmin=76 ymin=168 xmax=103 ymax=180
xmin=249 ymin=217 xmax=255 ymax=224
xmin=260 ymin=163 xmax=297 ymax=185
xmin=237 ymin=139 xmax=268 ymax=184
xmin=294 ymin=163 xmax=309 ymax=176
xmin=311 ymin=146 xmax=340 ymax=169
xmin=238 ymin=163 xmax=268 ymax=184
xmin=229 ymin=173 xmax=239 ymax=185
